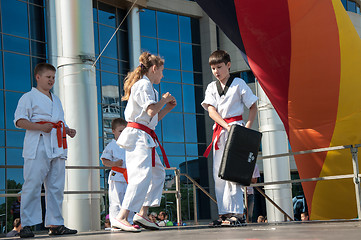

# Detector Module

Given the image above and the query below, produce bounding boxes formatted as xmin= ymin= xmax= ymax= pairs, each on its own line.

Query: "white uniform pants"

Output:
xmin=21 ymin=136 xmax=65 ymax=227
xmin=121 ymin=140 xmax=165 ymax=213
xmin=213 ymin=131 xmax=244 ymax=215
xmin=108 ymin=180 xmax=134 ymax=225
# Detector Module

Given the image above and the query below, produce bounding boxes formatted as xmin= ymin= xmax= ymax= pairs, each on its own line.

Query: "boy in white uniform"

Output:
xmin=14 ymin=63 xmax=77 ymax=238
xmin=201 ymin=50 xmax=258 ymax=227
xmin=112 ymin=52 xmax=176 ymax=232
xmin=101 ymin=118 xmax=135 ymax=229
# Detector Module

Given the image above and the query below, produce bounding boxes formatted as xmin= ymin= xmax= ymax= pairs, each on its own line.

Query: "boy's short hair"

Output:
xmin=111 ymin=118 xmax=127 ymax=130
xmin=209 ymin=50 xmax=231 ymax=65
xmin=34 ymin=63 xmax=56 ymax=76
xmin=13 ymin=218 xmax=21 ymax=228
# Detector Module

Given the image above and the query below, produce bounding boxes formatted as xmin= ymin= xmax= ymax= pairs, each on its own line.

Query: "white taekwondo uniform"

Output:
xmin=101 ymin=139 xmax=132 ymax=225
xmin=14 ymin=87 xmax=68 ymax=227
xmin=201 ymin=77 xmax=258 ymax=215
xmin=117 ymin=76 xmax=165 ymax=213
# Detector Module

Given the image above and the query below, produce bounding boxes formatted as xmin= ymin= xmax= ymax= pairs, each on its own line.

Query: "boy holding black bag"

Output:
xmin=201 ymin=50 xmax=258 ymax=227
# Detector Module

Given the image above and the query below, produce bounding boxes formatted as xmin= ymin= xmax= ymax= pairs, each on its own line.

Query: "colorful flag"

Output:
xmin=196 ymin=0 xmax=361 ymax=220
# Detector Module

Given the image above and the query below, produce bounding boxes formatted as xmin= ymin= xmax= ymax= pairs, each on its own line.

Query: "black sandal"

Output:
xmin=221 ymin=216 xmax=246 ymax=227
xmin=208 ymin=215 xmax=227 ymax=228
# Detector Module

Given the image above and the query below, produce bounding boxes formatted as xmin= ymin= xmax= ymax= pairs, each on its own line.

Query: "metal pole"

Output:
xmin=351 ymin=146 xmax=361 ymax=218
xmin=193 ymin=184 xmax=198 ymax=225
xmin=175 ymin=169 xmax=182 ymax=225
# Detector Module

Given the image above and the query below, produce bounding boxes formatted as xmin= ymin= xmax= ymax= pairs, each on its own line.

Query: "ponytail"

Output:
xmin=122 ymin=52 xmax=164 ymax=101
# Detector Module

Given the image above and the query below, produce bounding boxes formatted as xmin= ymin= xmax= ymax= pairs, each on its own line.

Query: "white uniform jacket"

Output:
xmin=101 ymin=139 xmax=127 ymax=183
xmin=117 ymin=76 xmax=158 ymax=149
xmin=14 ymin=87 xmax=67 ymax=160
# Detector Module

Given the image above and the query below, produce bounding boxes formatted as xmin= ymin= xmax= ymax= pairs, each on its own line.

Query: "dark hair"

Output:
xmin=111 ymin=118 xmax=127 ymax=130
xmin=301 ymin=211 xmax=309 ymax=216
xmin=34 ymin=63 xmax=56 ymax=76
xmin=209 ymin=50 xmax=231 ymax=65
xmin=13 ymin=218 xmax=21 ymax=228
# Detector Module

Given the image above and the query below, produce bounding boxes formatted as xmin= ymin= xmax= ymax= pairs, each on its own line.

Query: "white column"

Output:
xmin=54 ymin=0 xmax=100 ymax=231
xmin=128 ymin=6 xmax=141 ymax=69
xmin=257 ymin=81 xmax=293 ymax=222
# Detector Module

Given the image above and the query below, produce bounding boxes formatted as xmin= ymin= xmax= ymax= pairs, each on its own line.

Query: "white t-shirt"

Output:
xmin=101 ymin=139 xmax=127 ymax=183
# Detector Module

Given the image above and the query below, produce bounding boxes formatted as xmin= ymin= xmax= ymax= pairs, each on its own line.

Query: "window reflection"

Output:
xmin=99 ymin=25 xmax=118 ymax=59
xmin=163 ymin=143 xmax=185 ymax=156
xmin=159 ymin=40 xmax=180 ymax=70
xmin=186 ymin=143 xmax=198 ymax=156
xmin=160 ymin=82 xmax=182 ymax=112
xmin=181 ymin=43 xmax=193 ymax=71
xmin=7 ymin=169 xmax=24 ymax=187
xmin=0 ymin=169 xmax=5 ymax=189
xmin=0 ymin=148 xmax=4 ymax=165
xmin=6 ymin=148 xmax=23 ymax=165
xmin=161 ymin=112 xmax=184 ymax=142
xmin=184 ymin=114 xmax=197 ymax=143
xmin=157 ymin=12 xmax=179 ymax=41
xmin=163 ymin=69 xmax=181 ymax=83
xmin=6 ymin=131 xmax=25 ymax=148
xmin=3 ymin=35 xmax=30 ymax=55
xmin=182 ymin=84 xmax=196 ymax=113
xmin=0 ymin=91 xmax=4 ymax=128
xmin=140 ymin=9 xmax=157 ymax=38
xmin=4 ymin=53 xmax=31 ymax=92
xmin=98 ymin=2 xmax=116 ymax=27
xmin=5 ymin=92 xmax=24 ymax=130
xmin=1 ymin=0 xmax=29 ymax=38
xmin=141 ymin=37 xmax=158 ymax=55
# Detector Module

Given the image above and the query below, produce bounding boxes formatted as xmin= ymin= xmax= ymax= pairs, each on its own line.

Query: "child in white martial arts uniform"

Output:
xmin=14 ymin=63 xmax=77 ymax=238
xmin=201 ymin=50 xmax=258 ymax=227
xmin=101 ymin=118 xmax=135 ymax=229
xmin=112 ymin=52 xmax=176 ymax=232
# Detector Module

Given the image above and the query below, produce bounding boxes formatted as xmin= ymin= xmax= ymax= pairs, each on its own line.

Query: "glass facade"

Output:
xmin=140 ymin=9 xmax=209 ymax=220
xmin=342 ymin=0 xmax=361 ymax=14
xmin=0 ymin=0 xmax=47 ymax=233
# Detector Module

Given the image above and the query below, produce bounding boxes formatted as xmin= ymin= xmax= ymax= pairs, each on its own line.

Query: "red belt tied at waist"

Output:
xmin=111 ymin=167 xmax=128 ymax=184
xmin=203 ymin=115 xmax=243 ymax=158
xmin=37 ymin=121 xmax=67 ymax=149
xmin=127 ymin=122 xmax=170 ymax=168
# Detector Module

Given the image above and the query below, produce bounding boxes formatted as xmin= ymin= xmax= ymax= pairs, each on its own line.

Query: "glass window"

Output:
xmin=163 ymin=69 xmax=181 ymax=83
xmin=4 ymin=53 xmax=31 ymax=92
xmin=179 ymin=16 xmax=192 ymax=43
xmin=1 ymin=0 xmax=29 ymax=38
xmin=163 ymin=143 xmax=185 ymax=156
xmin=341 ymin=0 xmax=347 ymax=8
xmin=6 ymin=131 xmax=25 ymax=148
xmin=155 ymin=123 xmax=163 ymax=142
xmin=184 ymin=114 xmax=198 ymax=143
xmin=0 ymin=148 xmax=4 ymax=165
xmin=159 ymin=40 xmax=180 ymax=70
xmin=186 ymin=143 xmax=198 ymax=156
xmin=348 ymin=0 xmax=357 ymax=12
xmin=99 ymin=25 xmax=118 ymax=59
xmin=181 ymin=72 xmax=194 ymax=85
xmin=3 ymin=35 xmax=30 ymax=55
xmin=7 ymin=169 xmax=24 ymax=186
xmin=161 ymin=113 xmax=184 ymax=142
xmin=160 ymin=82 xmax=182 ymax=112
xmin=141 ymin=37 xmax=158 ymax=55
xmin=6 ymin=148 xmax=23 ymax=165
xmin=0 ymin=169 xmax=4 ymax=190
xmin=100 ymin=57 xmax=119 ymax=73
xmin=167 ymin=156 xmax=186 ymax=170
xmin=140 ymin=9 xmax=157 ymax=38
xmin=98 ymin=2 xmax=116 ymax=27
xmin=5 ymin=91 xmax=24 ymax=130
xmin=98 ymin=104 xmax=103 ymax=137
xmin=118 ymin=30 xmax=129 ymax=62
xmin=181 ymin=43 xmax=194 ymax=72
xmin=157 ymin=12 xmax=179 ymax=41
xmin=0 ymin=91 xmax=4 ymax=129
xmin=192 ymin=45 xmax=202 ymax=72
xmin=29 ymin=0 xmax=44 ymax=6
xmin=0 ymin=131 xmax=4 ymax=147
xmin=182 ymin=84 xmax=196 ymax=113
xmin=29 ymin=4 xmax=46 ymax=41
xmin=30 ymin=41 xmax=47 ymax=58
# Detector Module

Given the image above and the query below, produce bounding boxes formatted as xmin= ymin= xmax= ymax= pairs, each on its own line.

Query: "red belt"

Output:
xmin=203 ymin=115 xmax=242 ymax=158
xmin=127 ymin=122 xmax=170 ymax=168
xmin=111 ymin=167 xmax=128 ymax=184
xmin=37 ymin=121 xmax=67 ymax=149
